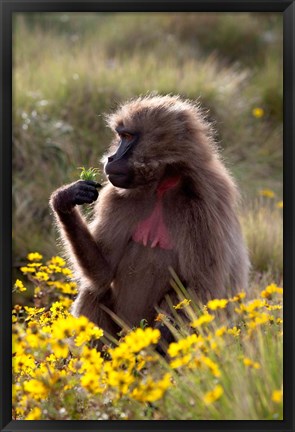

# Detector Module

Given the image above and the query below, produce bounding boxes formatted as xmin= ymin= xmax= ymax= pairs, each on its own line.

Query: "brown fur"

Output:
xmin=50 ymin=95 xmax=249 ymax=340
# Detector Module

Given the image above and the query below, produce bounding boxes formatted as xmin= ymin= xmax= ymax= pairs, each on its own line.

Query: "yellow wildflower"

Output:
xmin=39 ymin=265 xmax=50 ymax=272
xmin=190 ymin=313 xmax=214 ymax=328
xmin=136 ymin=355 xmax=146 ymax=371
xmin=35 ymin=271 xmax=49 ymax=281
xmin=56 ymin=281 xmax=77 ymax=295
xmin=229 ymin=292 xmax=246 ymax=303
xmin=75 ymin=332 xmax=91 ymax=347
xmin=252 ymin=107 xmax=264 ymax=118
xmin=24 ymin=305 xmax=45 ymax=315
xmin=201 ymin=355 xmax=221 ymax=377
xmin=168 ymin=334 xmax=201 ymax=357
xmin=154 ymin=313 xmax=166 ymax=322
xmin=68 ymin=358 xmax=83 ymax=373
xmin=61 ymin=267 xmax=74 ymax=277
xmin=243 ymin=357 xmax=261 ymax=369
xmin=50 ymin=301 xmax=66 ymax=317
xmin=272 ymin=389 xmax=283 ymax=403
xmin=207 ymin=299 xmax=228 ymax=310
xmin=81 ymin=368 xmax=104 ymax=394
xmin=12 ymin=383 xmax=20 ymax=402
xmin=131 ymin=373 xmax=171 ymax=402
xmin=108 ymin=342 xmax=134 ymax=369
xmin=276 ymin=200 xmax=283 ymax=208
xmin=203 ymin=384 xmax=224 ymax=405
xmin=27 ymin=262 xmax=42 ymax=268
xmin=12 ymin=354 xmax=35 ymax=374
xmin=15 ymin=407 xmax=25 ymax=417
xmin=27 ymin=252 xmax=43 ymax=261
xmin=26 ymin=330 xmax=45 ymax=349
xmin=14 ymin=279 xmax=27 ymax=292
xmin=25 ymin=407 xmax=42 ymax=420
xmin=24 ymin=306 xmax=45 ymax=321
xmin=247 ymin=312 xmax=271 ymax=332
xmin=49 ymin=256 xmax=66 ymax=267
xmin=38 ymin=311 xmax=52 ymax=326
xmin=90 ymin=326 xmax=104 ymax=340
xmin=258 ymin=312 xmax=273 ymax=324
xmin=20 ymin=266 xmax=36 ymax=274
xmin=107 ymin=369 xmax=135 ymax=394
xmin=46 ymin=354 xmax=57 ymax=364
xmin=189 ymin=356 xmax=202 ymax=369
xmin=23 ymin=379 xmax=48 ymax=399
xmin=207 ymin=336 xmax=219 ymax=352
xmin=80 ymin=346 xmax=103 ymax=372
xmin=52 ymin=341 xmax=69 ymax=359
xmin=34 ymin=286 xmax=41 ymax=295
xmin=227 ymin=326 xmax=241 ymax=337
xmin=51 ymin=316 xmax=75 ymax=339
xmin=13 ymin=304 xmax=22 ymax=313
xmin=48 ymin=264 xmax=62 ymax=273
xmin=215 ymin=326 xmax=227 ymax=337
xmin=173 ymin=298 xmax=191 ymax=310
xmin=72 ymin=316 xmax=103 ymax=346
xmin=236 ymin=299 xmax=266 ymax=315
xmin=59 ymin=297 xmax=74 ymax=308
xmin=170 ymin=354 xmax=192 ymax=369
xmin=261 ymin=283 xmax=283 ymax=299
xmin=259 ymin=188 xmax=275 ymax=198
xmin=124 ymin=327 xmax=161 ymax=353
xmin=265 ymin=304 xmax=282 ymax=311
xmin=74 ymin=315 xmax=91 ymax=332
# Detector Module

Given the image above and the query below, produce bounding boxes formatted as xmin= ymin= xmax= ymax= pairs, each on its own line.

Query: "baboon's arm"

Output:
xmin=50 ymin=180 xmax=113 ymax=294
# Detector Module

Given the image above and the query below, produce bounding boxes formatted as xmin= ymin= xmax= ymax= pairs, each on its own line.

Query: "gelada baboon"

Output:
xmin=50 ymin=94 xmax=249 ymax=345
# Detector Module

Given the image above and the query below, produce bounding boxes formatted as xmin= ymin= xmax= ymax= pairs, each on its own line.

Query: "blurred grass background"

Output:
xmin=12 ymin=12 xmax=283 ymax=281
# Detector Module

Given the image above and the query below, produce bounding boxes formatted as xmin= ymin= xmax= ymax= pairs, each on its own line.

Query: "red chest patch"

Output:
xmin=132 ymin=176 xmax=180 ymax=250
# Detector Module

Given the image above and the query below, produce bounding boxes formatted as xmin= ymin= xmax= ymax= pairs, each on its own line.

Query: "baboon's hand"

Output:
xmin=50 ymin=180 xmax=100 ymax=213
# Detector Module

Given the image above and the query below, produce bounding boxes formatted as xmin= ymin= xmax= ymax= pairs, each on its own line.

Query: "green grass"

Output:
xmin=12 ymin=12 xmax=283 ymax=263
xmin=240 ymin=199 xmax=283 ymax=276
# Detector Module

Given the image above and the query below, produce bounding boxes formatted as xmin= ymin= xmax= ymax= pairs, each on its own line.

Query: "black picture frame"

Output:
xmin=1 ymin=1 xmax=294 ymax=431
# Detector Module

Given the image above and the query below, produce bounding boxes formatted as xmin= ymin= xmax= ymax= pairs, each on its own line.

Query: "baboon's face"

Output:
xmin=105 ymin=101 xmax=188 ymax=189
xmin=104 ymin=127 xmax=140 ymax=188
xmin=104 ymin=124 xmax=170 ymax=189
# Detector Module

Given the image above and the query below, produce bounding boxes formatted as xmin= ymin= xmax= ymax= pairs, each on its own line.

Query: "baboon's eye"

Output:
xmin=120 ymin=132 xmax=133 ymax=142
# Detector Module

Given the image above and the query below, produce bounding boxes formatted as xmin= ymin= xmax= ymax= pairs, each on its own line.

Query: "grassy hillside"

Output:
xmin=12 ymin=13 xmax=283 ymax=421
xmin=13 ymin=12 xmax=283 ymax=265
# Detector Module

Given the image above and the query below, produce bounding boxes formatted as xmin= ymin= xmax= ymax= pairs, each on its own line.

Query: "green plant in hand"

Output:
xmin=78 ymin=167 xmax=102 ymax=216
xmin=78 ymin=166 xmax=101 ymax=182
